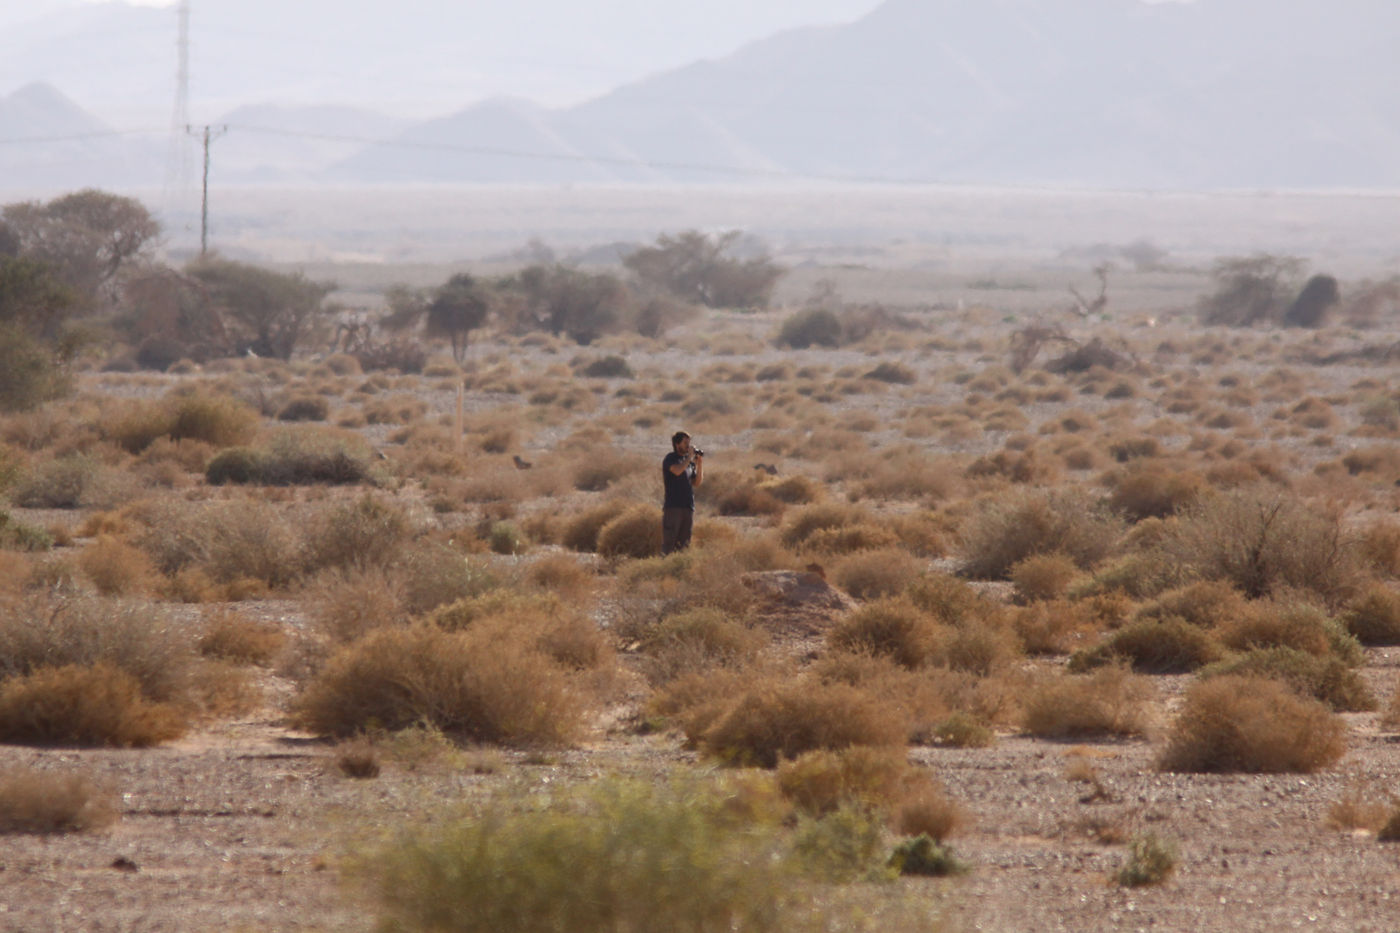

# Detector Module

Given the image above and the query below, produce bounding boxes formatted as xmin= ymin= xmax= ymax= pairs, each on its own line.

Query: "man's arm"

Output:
xmin=691 ymin=453 xmax=703 ymax=487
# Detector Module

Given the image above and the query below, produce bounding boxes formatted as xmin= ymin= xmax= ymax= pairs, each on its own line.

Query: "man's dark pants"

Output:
xmin=661 ymin=507 xmax=693 ymax=555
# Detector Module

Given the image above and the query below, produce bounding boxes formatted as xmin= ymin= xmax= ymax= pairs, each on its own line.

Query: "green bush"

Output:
xmin=276 ymin=395 xmax=330 ymax=422
xmin=204 ymin=447 xmax=267 ymax=485
xmin=0 ymin=323 xmax=69 ymax=412
xmin=12 ymin=455 xmax=97 ymax=509
xmin=776 ymin=309 xmax=842 ymax=349
xmin=1116 ymin=833 xmax=1177 ymax=887
xmin=888 ymin=834 xmax=969 ymax=877
xmin=351 ymin=777 xmax=808 ymax=933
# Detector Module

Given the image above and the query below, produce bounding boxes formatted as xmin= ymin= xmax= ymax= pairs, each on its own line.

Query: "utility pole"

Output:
xmin=186 ymin=123 xmax=227 ymax=256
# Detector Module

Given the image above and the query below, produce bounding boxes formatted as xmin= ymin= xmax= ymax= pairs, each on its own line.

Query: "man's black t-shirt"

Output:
xmin=662 ymin=452 xmax=695 ymax=509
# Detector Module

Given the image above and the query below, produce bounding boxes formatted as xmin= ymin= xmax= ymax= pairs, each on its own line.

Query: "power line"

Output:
xmin=0 ymin=128 xmax=166 ymax=146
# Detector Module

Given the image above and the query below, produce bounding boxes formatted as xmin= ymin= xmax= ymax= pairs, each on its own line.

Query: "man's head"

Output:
xmin=671 ymin=430 xmax=691 ymax=453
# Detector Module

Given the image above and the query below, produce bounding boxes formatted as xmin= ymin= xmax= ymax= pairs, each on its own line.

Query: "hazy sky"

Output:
xmin=0 ymin=0 xmax=889 ymax=120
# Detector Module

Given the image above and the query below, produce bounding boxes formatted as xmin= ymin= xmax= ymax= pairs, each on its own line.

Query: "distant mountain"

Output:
xmin=335 ymin=0 xmax=1400 ymax=189
xmin=3 ymin=0 xmax=1398 ymax=191
xmin=214 ymin=104 xmax=410 ymax=183
xmin=0 ymin=82 xmax=162 ymax=191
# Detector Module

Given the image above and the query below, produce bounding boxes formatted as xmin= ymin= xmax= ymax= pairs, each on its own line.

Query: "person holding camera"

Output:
xmin=661 ymin=430 xmax=704 ymax=555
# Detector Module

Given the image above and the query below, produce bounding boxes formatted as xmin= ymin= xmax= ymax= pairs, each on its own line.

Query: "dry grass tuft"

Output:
xmin=1158 ymin=674 xmax=1346 ymax=773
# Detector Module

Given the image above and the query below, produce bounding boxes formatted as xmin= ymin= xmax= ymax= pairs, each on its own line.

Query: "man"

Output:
xmin=661 ymin=430 xmax=703 ymax=555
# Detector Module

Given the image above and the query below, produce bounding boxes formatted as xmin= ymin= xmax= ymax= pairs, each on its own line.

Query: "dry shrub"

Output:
xmin=135 ymin=498 xmax=302 ymax=589
xmin=277 ymin=395 xmax=330 ymax=422
xmin=597 ymin=505 xmax=663 ymax=560
xmin=810 ymin=651 xmax=959 ymax=742
xmin=1341 ymin=584 xmax=1400 ymax=645
xmin=830 ymin=547 xmax=921 ymax=600
xmin=523 ymin=552 xmax=596 ymax=602
xmin=1010 ymin=552 xmax=1078 ymax=602
xmin=334 ymin=736 xmax=383 ymax=779
xmin=1158 ymin=674 xmax=1345 ymax=773
xmin=905 ymin=572 xmax=994 ymax=626
xmin=1012 ymin=599 xmax=1110 ymax=656
xmin=1021 ymin=666 xmax=1154 ymax=738
xmin=166 ymin=392 xmax=260 ymax=447
xmin=1155 ymin=486 xmax=1362 ymax=606
xmin=697 ymin=676 xmax=906 ymax=768
xmin=1107 ymin=465 xmax=1204 ymax=522
xmin=941 ymin=622 xmax=1022 ymax=675
xmin=352 ymin=776 xmax=832 ymax=933
xmin=431 ymin=591 xmax=614 ymax=675
xmin=776 ymin=745 xmax=914 ymax=816
xmin=0 ymin=594 xmax=193 ymax=703
xmin=1199 ymin=647 xmax=1374 ymax=712
xmin=638 ymin=606 xmax=767 ymax=685
xmin=715 ymin=477 xmax=784 ymax=517
xmin=0 ymin=767 xmax=118 ymax=834
xmin=1326 ymin=783 xmax=1391 ymax=833
xmin=827 ymin=597 xmax=943 ymax=669
xmin=0 ymin=552 xmax=30 ymax=596
xmin=894 ymin=781 xmax=967 ymax=841
xmin=561 ymin=500 xmax=632 ymax=553
xmin=1215 ymin=601 xmax=1362 ymax=664
xmin=308 ymin=567 xmax=411 ymax=644
xmin=1355 ymin=520 xmax=1400 ymax=577
xmin=572 ymin=451 xmax=648 ymax=493
xmin=841 ymin=447 xmax=959 ymax=503
xmin=765 ymin=474 xmax=822 ymax=505
xmin=292 ymin=623 xmax=587 ymax=745
xmin=76 ymin=536 xmax=158 ymax=596
xmin=197 ymin=611 xmax=286 ymax=666
xmin=1134 ymin=580 xmax=1247 ymax=628
xmin=303 ymin=495 xmax=413 ymax=573
xmin=399 ymin=544 xmax=499 ymax=616
xmin=0 ymin=662 xmax=186 ymax=747
xmin=803 ymin=523 xmax=900 ymax=556
xmin=1069 ymin=618 xmax=1223 ymax=674
xmin=959 ymin=489 xmax=1122 ymax=580
xmin=779 ymin=502 xmax=865 ymax=550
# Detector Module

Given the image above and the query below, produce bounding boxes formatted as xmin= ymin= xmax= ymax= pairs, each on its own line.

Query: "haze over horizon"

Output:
xmin=1 ymin=0 xmax=890 ymax=123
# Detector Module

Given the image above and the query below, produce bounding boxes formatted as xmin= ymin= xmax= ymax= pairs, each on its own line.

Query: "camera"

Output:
xmin=692 ymin=448 xmax=705 ymax=457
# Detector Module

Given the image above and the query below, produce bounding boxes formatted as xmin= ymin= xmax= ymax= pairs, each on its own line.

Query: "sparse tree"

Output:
xmin=1198 ymin=254 xmax=1305 ymax=327
xmin=1283 ymin=274 xmax=1341 ymax=328
xmin=0 ymin=255 xmax=80 ymax=340
xmin=623 ymin=229 xmax=782 ymax=309
xmin=425 ymin=273 xmax=490 ymax=364
xmin=2 ymin=189 xmax=159 ymax=310
xmin=186 ymin=257 xmax=333 ymax=360
xmin=499 ymin=264 xmax=633 ymax=345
